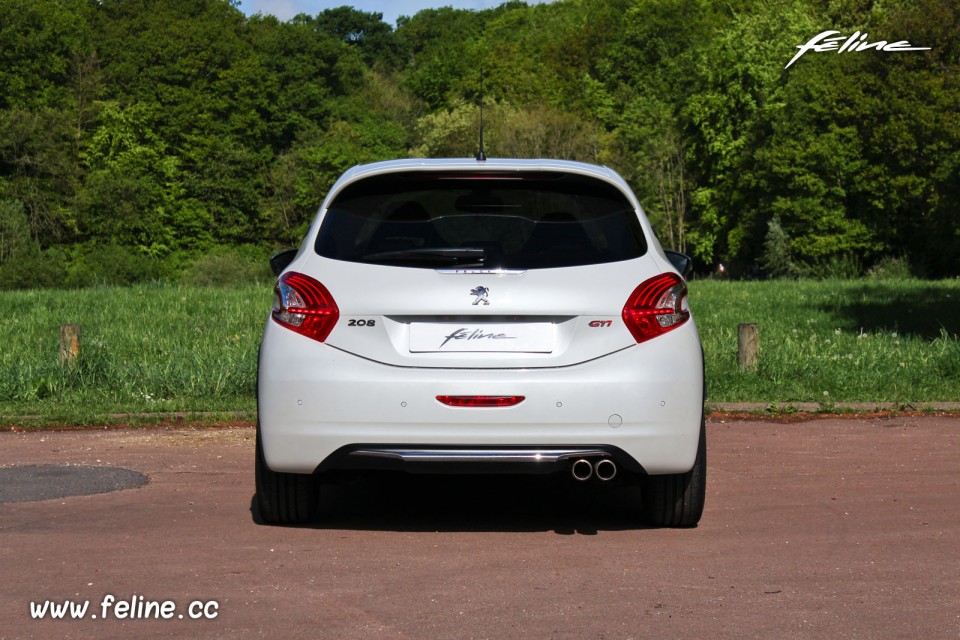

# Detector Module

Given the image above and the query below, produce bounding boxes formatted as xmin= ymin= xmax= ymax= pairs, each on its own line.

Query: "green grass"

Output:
xmin=0 ymin=279 xmax=958 ymax=425
xmin=0 ymin=284 xmax=267 ymax=425
xmin=691 ymin=278 xmax=960 ymax=403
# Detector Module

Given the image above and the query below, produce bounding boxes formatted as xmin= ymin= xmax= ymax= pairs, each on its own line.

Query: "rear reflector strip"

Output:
xmin=436 ymin=395 xmax=525 ymax=408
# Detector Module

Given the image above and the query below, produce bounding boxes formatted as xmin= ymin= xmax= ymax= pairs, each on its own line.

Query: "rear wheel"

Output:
xmin=255 ymin=427 xmax=320 ymax=525
xmin=642 ymin=418 xmax=706 ymax=527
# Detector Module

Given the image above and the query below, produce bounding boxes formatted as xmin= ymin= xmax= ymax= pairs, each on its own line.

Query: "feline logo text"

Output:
xmin=786 ymin=30 xmax=931 ymax=69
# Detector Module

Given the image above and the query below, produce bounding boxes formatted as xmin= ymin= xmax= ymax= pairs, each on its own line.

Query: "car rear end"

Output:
xmin=256 ymin=159 xmax=705 ymax=526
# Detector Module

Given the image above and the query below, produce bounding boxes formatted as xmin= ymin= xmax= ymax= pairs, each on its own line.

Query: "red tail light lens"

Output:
xmin=272 ymin=272 xmax=339 ymax=343
xmin=436 ymin=395 xmax=526 ymax=407
xmin=622 ymin=273 xmax=690 ymax=343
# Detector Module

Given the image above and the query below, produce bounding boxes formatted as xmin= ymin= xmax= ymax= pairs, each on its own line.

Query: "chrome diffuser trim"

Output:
xmin=349 ymin=448 xmax=610 ymax=464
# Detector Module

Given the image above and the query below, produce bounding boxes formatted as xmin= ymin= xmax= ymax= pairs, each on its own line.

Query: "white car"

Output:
xmin=257 ymin=158 xmax=705 ymax=526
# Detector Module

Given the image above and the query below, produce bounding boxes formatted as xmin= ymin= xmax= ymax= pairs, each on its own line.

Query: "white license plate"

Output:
xmin=409 ymin=323 xmax=554 ymax=353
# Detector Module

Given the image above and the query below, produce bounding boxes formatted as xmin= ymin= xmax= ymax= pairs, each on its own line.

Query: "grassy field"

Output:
xmin=1 ymin=279 xmax=958 ymax=425
xmin=0 ymin=285 xmax=266 ymax=424
xmin=692 ymin=279 xmax=959 ymax=403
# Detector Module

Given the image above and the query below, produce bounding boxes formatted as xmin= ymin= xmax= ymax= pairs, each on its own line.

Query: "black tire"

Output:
xmin=642 ymin=417 xmax=706 ymax=527
xmin=255 ymin=427 xmax=320 ymax=525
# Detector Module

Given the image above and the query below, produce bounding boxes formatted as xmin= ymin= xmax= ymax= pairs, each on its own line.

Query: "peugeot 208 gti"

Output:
xmin=257 ymin=158 xmax=705 ymax=526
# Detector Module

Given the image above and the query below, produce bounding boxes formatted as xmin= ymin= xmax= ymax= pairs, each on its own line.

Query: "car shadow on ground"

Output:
xmin=250 ymin=472 xmax=657 ymax=534
xmin=823 ymin=283 xmax=960 ymax=339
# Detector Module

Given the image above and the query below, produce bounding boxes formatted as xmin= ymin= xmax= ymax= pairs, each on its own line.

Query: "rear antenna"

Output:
xmin=475 ymin=66 xmax=487 ymax=162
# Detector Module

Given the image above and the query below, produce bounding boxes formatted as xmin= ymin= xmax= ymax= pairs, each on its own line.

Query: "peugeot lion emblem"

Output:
xmin=470 ymin=286 xmax=490 ymax=306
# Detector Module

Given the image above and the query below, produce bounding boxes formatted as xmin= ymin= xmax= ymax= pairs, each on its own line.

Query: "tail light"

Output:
xmin=272 ymin=272 xmax=339 ymax=343
xmin=622 ymin=273 xmax=690 ymax=343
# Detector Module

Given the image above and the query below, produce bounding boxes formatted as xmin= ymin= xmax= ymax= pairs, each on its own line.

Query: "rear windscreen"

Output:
xmin=314 ymin=171 xmax=648 ymax=269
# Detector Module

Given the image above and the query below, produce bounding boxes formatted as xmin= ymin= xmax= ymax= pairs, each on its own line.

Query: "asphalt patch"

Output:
xmin=0 ymin=465 xmax=149 ymax=503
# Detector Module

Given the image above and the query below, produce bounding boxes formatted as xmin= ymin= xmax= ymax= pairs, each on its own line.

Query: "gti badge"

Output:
xmin=470 ymin=286 xmax=490 ymax=305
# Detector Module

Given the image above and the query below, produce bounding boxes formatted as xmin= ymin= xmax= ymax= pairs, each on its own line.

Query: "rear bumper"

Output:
xmin=320 ymin=445 xmax=636 ymax=475
xmin=257 ymin=320 xmax=704 ymax=475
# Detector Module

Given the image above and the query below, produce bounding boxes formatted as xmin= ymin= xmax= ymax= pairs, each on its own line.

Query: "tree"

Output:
xmin=264 ymin=115 xmax=408 ymax=243
xmin=681 ymin=0 xmax=818 ymax=266
xmin=313 ymin=6 xmax=401 ymax=68
xmin=397 ymin=7 xmax=487 ymax=110
xmin=0 ymin=0 xmax=955 ymax=284
xmin=761 ymin=216 xmax=796 ymax=278
xmin=0 ymin=108 xmax=81 ymax=244
xmin=0 ymin=199 xmax=30 ymax=265
xmin=77 ymin=101 xmax=207 ymax=255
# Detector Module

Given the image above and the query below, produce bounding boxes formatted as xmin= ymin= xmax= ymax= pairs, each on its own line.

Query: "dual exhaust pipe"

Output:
xmin=570 ymin=458 xmax=617 ymax=482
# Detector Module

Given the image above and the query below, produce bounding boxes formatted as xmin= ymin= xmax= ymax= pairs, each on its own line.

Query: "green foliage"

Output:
xmin=397 ymin=7 xmax=486 ymax=109
xmin=0 ymin=241 xmax=178 ymax=290
xmin=62 ymin=243 xmax=172 ymax=287
xmin=78 ymin=101 xmax=191 ymax=254
xmin=411 ymin=99 xmax=483 ymax=158
xmin=680 ymin=0 xmax=820 ymax=264
xmin=495 ymin=104 xmax=609 ymax=161
xmin=0 ymin=199 xmax=31 ymax=265
xmin=0 ymin=246 xmax=68 ymax=290
xmin=264 ymin=112 xmax=409 ymax=243
xmin=180 ymin=246 xmax=273 ymax=287
xmin=0 ymin=0 xmax=96 ymax=111
xmin=0 ymin=0 xmax=955 ymax=283
xmin=313 ymin=6 xmax=403 ymax=68
xmin=761 ymin=217 xmax=797 ymax=278
xmin=796 ymin=254 xmax=864 ymax=280
xmin=868 ymin=256 xmax=913 ymax=280
xmin=411 ymin=97 xmax=610 ymax=161
xmin=0 ymin=107 xmax=83 ymax=242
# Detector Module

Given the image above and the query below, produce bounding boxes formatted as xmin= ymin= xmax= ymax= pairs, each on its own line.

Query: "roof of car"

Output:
xmin=325 ymin=158 xmax=638 ymax=208
xmin=337 ymin=157 xmax=621 ymax=178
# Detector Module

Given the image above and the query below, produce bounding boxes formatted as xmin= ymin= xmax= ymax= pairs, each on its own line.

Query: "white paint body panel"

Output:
xmin=257 ymin=158 xmax=704 ymax=476
xmin=259 ymin=318 xmax=703 ymax=474
xmin=298 ymin=253 xmax=664 ymax=368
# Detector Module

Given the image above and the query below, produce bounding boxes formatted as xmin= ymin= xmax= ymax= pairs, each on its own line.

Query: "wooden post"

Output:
xmin=738 ymin=323 xmax=759 ymax=371
xmin=60 ymin=324 xmax=81 ymax=365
